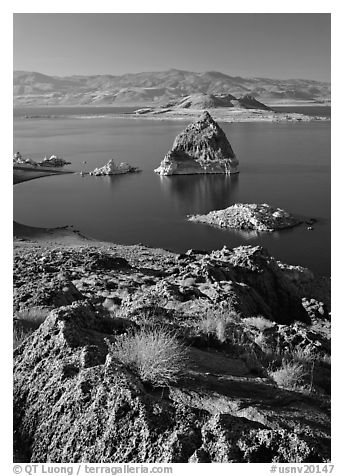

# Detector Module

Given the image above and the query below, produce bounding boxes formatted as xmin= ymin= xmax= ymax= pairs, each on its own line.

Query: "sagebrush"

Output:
xmin=109 ymin=326 xmax=187 ymax=386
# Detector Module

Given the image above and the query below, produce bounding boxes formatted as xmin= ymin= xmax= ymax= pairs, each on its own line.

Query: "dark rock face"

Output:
xmin=154 ymin=111 xmax=239 ymax=175
xmin=209 ymin=246 xmax=310 ymax=324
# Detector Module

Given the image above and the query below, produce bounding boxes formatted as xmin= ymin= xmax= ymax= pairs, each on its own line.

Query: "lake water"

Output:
xmin=13 ymin=108 xmax=331 ymax=276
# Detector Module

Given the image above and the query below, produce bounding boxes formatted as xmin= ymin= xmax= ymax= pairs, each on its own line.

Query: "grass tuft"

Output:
xmin=269 ymin=359 xmax=307 ymax=390
xmin=108 ymin=325 xmax=187 ymax=386
xmin=13 ymin=307 xmax=49 ymax=350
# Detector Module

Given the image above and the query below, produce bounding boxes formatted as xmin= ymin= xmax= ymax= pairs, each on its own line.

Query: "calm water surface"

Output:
xmin=13 ymin=109 xmax=331 ymax=276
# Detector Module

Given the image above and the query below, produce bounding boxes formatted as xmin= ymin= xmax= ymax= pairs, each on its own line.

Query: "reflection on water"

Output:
xmin=158 ymin=173 xmax=239 ymax=213
xmin=91 ymin=172 xmax=143 ymax=189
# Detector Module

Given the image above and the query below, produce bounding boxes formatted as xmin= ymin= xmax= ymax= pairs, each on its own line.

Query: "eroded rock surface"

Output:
xmin=13 ymin=241 xmax=331 ymax=462
xmin=188 ymin=203 xmax=303 ymax=232
xmin=14 ymin=299 xmax=330 ymax=463
xmin=154 ymin=111 xmax=239 ymax=175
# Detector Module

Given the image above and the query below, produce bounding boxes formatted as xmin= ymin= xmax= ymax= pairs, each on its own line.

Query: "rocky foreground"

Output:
xmin=154 ymin=111 xmax=239 ymax=175
xmin=14 ymin=238 xmax=330 ymax=463
xmin=188 ymin=203 xmax=304 ymax=232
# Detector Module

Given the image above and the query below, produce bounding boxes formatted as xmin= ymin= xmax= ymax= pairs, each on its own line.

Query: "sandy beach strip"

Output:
xmin=13 ymin=165 xmax=89 ymax=244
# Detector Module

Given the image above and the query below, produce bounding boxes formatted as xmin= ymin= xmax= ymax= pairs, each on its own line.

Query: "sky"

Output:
xmin=13 ymin=13 xmax=330 ymax=81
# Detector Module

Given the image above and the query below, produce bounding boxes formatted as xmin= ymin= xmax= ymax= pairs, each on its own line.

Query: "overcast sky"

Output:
xmin=13 ymin=13 xmax=331 ymax=81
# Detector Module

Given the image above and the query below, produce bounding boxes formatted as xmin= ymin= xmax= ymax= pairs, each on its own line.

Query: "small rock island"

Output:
xmin=154 ymin=111 xmax=239 ymax=175
xmin=89 ymin=159 xmax=139 ymax=176
xmin=189 ymin=203 xmax=303 ymax=232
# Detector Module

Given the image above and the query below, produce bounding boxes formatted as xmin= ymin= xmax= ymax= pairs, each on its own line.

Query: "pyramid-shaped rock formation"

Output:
xmin=154 ymin=111 xmax=239 ymax=175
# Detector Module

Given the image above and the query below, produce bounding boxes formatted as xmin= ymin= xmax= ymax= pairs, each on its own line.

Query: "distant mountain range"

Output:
xmin=13 ymin=69 xmax=331 ymax=107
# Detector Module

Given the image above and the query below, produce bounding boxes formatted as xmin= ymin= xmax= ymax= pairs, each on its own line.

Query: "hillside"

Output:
xmin=13 ymin=69 xmax=331 ymax=106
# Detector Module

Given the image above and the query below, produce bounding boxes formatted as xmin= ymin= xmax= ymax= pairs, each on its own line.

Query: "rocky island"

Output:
xmin=13 ymin=152 xmax=71 ymax=167
xmin=154 ymin=111 xmax=239 ymax=175
xmin=188 ymin=203 xmax=304 ymax=232
xmin=137 ymin=93 xmax=272 ymax=115
xmin=89 ymin=159 xmax=139 ymax=176
xmin=133 ymin=93 xmax=328 ymax=123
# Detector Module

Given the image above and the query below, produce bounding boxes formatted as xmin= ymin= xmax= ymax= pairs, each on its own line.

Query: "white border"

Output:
xmin=2 ymin=3 xmax=341 ymax=473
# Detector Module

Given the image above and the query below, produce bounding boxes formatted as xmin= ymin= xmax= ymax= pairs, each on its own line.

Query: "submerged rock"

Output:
xmin=154 ymin=111 xmax=239 ymax=175
xmin=188 ymin=203 xmax=303 ymax=232
xmin=90 ymin=159 xmax=139 ymax=176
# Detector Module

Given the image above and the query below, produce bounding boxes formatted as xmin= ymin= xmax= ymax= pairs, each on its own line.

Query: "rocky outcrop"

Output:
xmin=154 ymin=111 xmax=239 ymax=175
xmin=13 ymin=152 xmax=71 ymax=167
xmin=13 ymin=152 xmax=38 ymax=166
xmin=188 ymin=203 xmax=303 ymax=232
xmin=14 ymin=243 xmax=330 ymax=327
xmin=90 ymin=159 xmax=139 ymax=176
xmin=14 ymin=298 xmax=330 ymax=463
xmin=39 ymin=155 xmax=71 ymax=167
xmin=13 ymin=241 xmax=331 ymax=462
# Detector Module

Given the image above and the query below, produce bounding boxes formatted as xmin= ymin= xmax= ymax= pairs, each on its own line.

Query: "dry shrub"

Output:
xmin=243 ymin=316 xmax=275 ymax=331
xmin=109 ymin=326 xmax=187 ymax=386
xmin=13 ymin=307 xmax=49 ymax=350
xmin=269 ymin=360 xmax=307 ymax=390
xmin=197 ymin=310 xmax=240 ymax=343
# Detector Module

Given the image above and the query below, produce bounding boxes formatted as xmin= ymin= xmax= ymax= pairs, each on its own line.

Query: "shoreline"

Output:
xmin=13 ymin=106 xmax=330 ymax=124
xmin=13 ymin=165 xmax=74 ymax=185
xmin=13 ymin=101 xmax=331 ymax=108
xmin=130 ymin=107 xmax=330 ymax=123
xmin=14 ymin=168 xmax=89 ymax=244
xmin=13 ymin=167 xmax=330 ymax=277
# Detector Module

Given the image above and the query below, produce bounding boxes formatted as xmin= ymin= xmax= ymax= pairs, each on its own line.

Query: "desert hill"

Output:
xmin=13 ymin=69 xmax=330 ymax=106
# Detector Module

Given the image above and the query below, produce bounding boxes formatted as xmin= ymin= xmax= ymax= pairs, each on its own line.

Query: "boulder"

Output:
xmin=154 ymin=111 xmax=239 ymax=175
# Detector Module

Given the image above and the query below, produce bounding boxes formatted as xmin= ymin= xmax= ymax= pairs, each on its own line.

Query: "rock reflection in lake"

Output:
xmin=158 ymin=173 xmax=239 ymax=214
